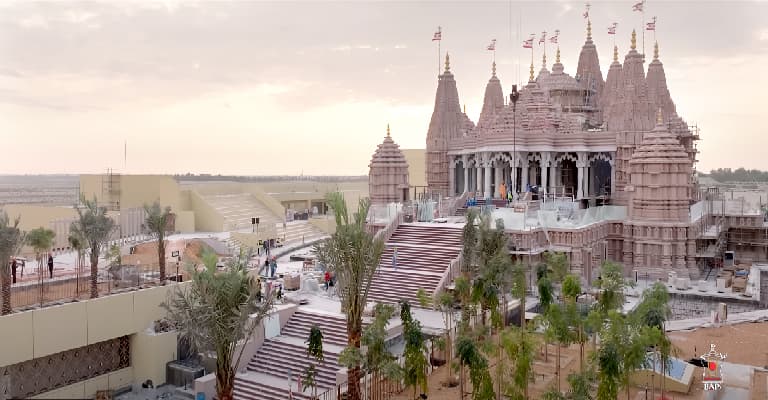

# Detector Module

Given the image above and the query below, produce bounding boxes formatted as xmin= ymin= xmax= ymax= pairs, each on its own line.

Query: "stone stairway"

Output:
xmin=234 ymin=310 xmax=348 ymax=400
xmin=199 ymin=193 xmax=280 ymax=233
xmin=368 ymin=224 xmax=463 ymax=306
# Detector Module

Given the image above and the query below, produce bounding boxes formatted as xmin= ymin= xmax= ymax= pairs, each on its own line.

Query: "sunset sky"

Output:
xmin=1 ymin=0 xmax=766 ymax=176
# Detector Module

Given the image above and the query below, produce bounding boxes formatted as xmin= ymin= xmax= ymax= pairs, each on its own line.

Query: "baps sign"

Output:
xmin=700 ymin=343 xmax=727 ymax=391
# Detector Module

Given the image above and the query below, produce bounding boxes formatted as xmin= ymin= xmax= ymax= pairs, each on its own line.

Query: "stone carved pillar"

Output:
xmin=475 ymin=158 xmax=483 ymax=196
xmin=541 ymin=153 xmax=551 ymax=195
xmin=462 ymin=156 xmax=469 ymax=194
xmin=550 ymin=164 xmax=557 ymax=195
xmin=609 ymin=157 xmax=616 ymax=196
xmin=521 ymin=156 xmax=529 ymax=191
xmin=484 ymin=158 xmax=492 ymax=199
xmin=511 ymin=160 xmax=518 ymax=196
xmin=449 ymin=162 xmax=456 ymax=196
xmin=576 ymin=163 xmax=586 ymax=200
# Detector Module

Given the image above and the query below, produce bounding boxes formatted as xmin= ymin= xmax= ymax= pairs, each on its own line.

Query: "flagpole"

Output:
xmin=642 ymin=1 xmax=646 ymax=58
xmin=438 ymin=32 xmax=441 ymax=76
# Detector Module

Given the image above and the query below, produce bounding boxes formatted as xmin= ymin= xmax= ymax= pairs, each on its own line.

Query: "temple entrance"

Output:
xmin=559 ymin=159 xmax=578 ymax=198
xmin=591 ymin=160 xmax=612 ymax=196
xmin=454 ymin=162 xmax=465 ymax=195
xmin=527 ymin=160 xmax=542 ymax=189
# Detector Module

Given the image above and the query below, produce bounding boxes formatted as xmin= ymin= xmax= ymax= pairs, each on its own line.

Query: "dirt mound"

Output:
xmin=122 ymin=239 xmax=216 ymax=267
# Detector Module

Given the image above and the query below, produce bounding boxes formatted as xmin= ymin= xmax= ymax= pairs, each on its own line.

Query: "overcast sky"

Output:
xmin=1 ymin=0 xmax=766 ymax=175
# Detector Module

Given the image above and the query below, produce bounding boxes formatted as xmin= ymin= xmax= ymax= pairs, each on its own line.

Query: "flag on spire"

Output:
xmin=632 ymin=1 xmax=644 ymax=12
xmin=486 ymin=39 xmax=497 ymax=51
xmin=583 ymin=2 xmax=591 ymax=19
xmin=432 ymin=26 xmax=442 ymax=41
xmin=538 ymin=31 xmax=547 ymax=45
xmin=522 ymin=34 xmax=535 ymax=48
xmin=549 ymin=29 xmax=560 ymax=43
xmin=608 ymin=22 xmax=618 ymax=35
xmin=646 ymin=16 xmax=657 ymax=31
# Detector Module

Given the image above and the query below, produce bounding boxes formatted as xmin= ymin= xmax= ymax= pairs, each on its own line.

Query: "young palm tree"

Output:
xmin=163 ymin=249 xmax=273 ymax=400
xmin=0 ymin=211 xmax=24 ymax=315
xmin=70 ymin=196 xmax=116 ymax=298
xmin=401 ymin=301 xmax=429 ymax=399
xmin=304 ymin=325 xmax=324 ymax=398
xmin=143 ymin=202 xmax=173 ymax=283
xmin=68 ymin=232 xmax=85 ymax=295
xmin=313 ymin=192 xmax=385 ymax=400
xmin=26 ymin=227 xmax=55 ymax=278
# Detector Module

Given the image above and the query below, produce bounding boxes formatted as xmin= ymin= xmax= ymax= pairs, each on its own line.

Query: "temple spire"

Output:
xmin=653 ymin=41 xmax=659 ymax=60
xmin=631 ymin=29 xmax=637 ymax=50
xmin=542 ymin=52 xmax=547 ymax=69
xmin=587 ymin=19 xmax=592 ymax=40
xmin=492 ymin=61 xmax=496 ymax=77
xmin=444 ymin=52 xmax=450 ymax=72
xmin=556 ymin=47 xmax=561 ymax=64
xmin=656 ymin=108 xmax=664 ymax=125
xmin=386 ymin=123 xmax=390 ymax=137
xmin=614 ymin=45 xmax=619 ymax=62
xmin=529 ymin=61 xmax=534 ymax=82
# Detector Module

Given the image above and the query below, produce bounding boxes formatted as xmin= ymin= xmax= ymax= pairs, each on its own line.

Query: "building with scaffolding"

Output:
xmin=409 ymin=22 xmax=767 ymax=281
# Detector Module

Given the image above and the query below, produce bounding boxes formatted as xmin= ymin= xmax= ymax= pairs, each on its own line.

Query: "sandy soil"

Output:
xmin=122 ymin=239 xmax=216 ymax=268
xmin=387 ymin=322 xmax=768 ymax=400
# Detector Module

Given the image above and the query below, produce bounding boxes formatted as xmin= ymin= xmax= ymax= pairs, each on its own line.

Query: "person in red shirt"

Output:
xmin=324 ymin=270 xmax=331 ymax=291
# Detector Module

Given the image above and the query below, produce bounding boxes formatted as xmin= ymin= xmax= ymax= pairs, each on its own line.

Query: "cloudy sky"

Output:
xmin=1 ymin=0 xmax=766 ymax=176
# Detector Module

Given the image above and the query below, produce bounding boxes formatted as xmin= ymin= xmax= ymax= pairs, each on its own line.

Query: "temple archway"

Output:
xmin=560 ymin=159 xmax=578 ymax=197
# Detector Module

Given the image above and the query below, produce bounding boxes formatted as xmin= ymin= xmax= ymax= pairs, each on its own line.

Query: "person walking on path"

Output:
xmin=11 ymin=258 xmax=17 ymax=284
xmin=392 ymin=247 xmax=398 ymax=271
xmin=269 ymin=257 xmax=277 ymax=278
xmin=47 ymin=254 xmax=54 ymax=279
xmin=324 ymin=270 xmax=331 ymax=291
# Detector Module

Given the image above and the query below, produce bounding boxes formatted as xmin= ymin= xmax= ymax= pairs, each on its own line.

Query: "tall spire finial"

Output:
xmin=463 ymin=104 xmax=466 ymax=114
xmin=492 ymin=61 xmax=496 ymax=77
xmin=542 ymin=52 xmax=547 ymax=69
xmin=631 ymin=29 xmax=637 ymax=50
xmin=656 ymin=108 xmax=663 ymax=125
xmin=613 ymin=45 xmax=618 ymax=62
xmin=444 ymin=52 xmax=450 ymax=72
xmin=529 ymin=61 xmax=534 ymax=82
xmin=386 ymin=123 xmax=390 ymax=137
xmin=653 ymin=41 xmax=659 ymax=60
xmin=587 ymin=19 xmax=592 ymax=40
xmin=556 ymin=47 xmax=561 ymax=64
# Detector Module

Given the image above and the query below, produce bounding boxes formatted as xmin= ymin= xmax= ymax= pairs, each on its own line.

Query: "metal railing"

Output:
xmin=6 ymin=261 xmax=175 ymax=313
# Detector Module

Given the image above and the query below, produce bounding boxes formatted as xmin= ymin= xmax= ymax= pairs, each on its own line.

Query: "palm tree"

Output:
xmin=70 ymin=196 xmax=116 ymax=298
xmin=461 ymin=209 xmax=479 ymax=277
xmin=26 ymin=227 xmax=55 ymax=278
xmin=633 ymin=283 xmax=673 ymax=398
xmin=68 ymin=232 xmax=85 ymax=295
xmin=0 ymin=211 xmax=24 ymax=315
xmin=163 ymin=248 xmax=273 ymax=400
xmin=304 ymin=325 xmax=324 ymax=398
xmin=401 ymin=301 xmax=429 ymax=399
xmin=143 ymin=202 xmax=173 ymax=283
xmin=313 ymin=192 xmax=385 ymax=400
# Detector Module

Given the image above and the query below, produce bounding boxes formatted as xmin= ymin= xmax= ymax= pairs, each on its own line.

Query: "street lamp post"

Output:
xmin=510 ymin=85 xmax=520 ymax=198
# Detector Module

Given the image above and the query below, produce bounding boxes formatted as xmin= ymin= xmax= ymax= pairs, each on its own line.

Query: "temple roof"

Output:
xmin=369 ymin=125 xmax=409 ymax=169
xmin=646 ymin=42 xmax=678 ymax=124
xmin=605 ymin=30 xmax=655 ymax=131
xmin=539 ymin=48 xmax=581 ymax=92
xmin=600 ymin=45 xmax=623 ymax=116
xmin=629 ymin=111 xmax=691 ymax=164
xmin=484 ymin=80 xmax=580 ymax=136
xmin=478 ymin=62 xmax=504 ymax=129
xmin=575 ymin=19 xmax=605 ymax=104
xmin=426 ymin=53 xmax=473 ymax=146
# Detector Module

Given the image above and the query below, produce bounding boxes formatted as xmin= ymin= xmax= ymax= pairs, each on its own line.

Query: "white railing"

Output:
xmin=373 ymin=211 xmax=403 ymax=244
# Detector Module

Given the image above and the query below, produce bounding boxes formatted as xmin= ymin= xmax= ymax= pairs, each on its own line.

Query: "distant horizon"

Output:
xmin=2 ymin=1 xmax=767 ymax=175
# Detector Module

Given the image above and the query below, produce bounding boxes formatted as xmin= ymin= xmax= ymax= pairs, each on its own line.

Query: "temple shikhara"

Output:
xmin=370 ymin=20 xmax=766 ymax=283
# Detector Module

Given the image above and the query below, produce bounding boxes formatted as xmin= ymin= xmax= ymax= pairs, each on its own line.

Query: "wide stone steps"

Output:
xmin=280 ymin=310 xmax=349 ymax=347
xmin=246 ymin=339 xmax=340 ymax=389
xmin=368 ymin=269 xmax=444 ymax=305
xmin=234 ymin=377 xmax=314 ymax=400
